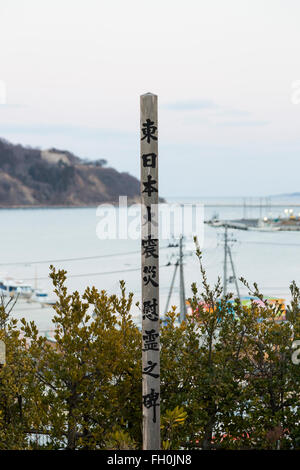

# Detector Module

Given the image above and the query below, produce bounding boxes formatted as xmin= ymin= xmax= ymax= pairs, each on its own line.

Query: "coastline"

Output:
xmin=0 ymin=198 xmax=166 ymax=210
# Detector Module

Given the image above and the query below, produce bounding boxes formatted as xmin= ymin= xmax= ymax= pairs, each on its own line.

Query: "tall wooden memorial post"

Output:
xmin=140 ymin=93 xmax=160 ymax=450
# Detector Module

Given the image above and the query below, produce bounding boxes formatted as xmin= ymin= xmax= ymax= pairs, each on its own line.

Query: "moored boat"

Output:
xmin=0 ymin=276 xmax=33 ymax=299
xmin=31 ymin=289 xmax=56 ymax=306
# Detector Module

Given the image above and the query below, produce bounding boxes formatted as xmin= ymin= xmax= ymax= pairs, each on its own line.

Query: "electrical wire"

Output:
xmin=20 ymin=263 xmax=174 ymax=282
xmin=242 ymin=241 xmax=300 ymax=247
xmin=0 ymin=245 xmax=172 ymax=267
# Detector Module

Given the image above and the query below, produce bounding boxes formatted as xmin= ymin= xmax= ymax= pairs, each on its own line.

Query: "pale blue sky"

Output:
xmin=1 ymin=0 xmax=300 ymax=197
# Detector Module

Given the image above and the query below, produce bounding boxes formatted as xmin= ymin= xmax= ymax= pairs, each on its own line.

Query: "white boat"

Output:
xmin=32 ymin=289 xmax=56 ymax=306
xmin=0 ymin=277 xmax=33 ymax=299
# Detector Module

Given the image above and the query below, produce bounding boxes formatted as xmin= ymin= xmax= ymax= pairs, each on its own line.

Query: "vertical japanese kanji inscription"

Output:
xmin=140 ymin=93 xmax=160 ymax=450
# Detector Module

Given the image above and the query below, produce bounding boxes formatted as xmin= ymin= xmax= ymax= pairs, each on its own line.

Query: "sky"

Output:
xmin=1 ymin=0 xmax=300 ymax=198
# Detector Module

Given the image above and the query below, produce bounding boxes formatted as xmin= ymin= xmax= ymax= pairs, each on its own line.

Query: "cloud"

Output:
xmin=163 ymin=99 xmax=217 ymax=111
xmin=0 ymin=123 xmax=133 ymax=139
xmin=219 ymin=108 xmax=251 ymax=117
xmin=216 ymin=120 xmax=269 ymax=127
xmin=164 ymin=98 xmax=251 ymax=117
xmin=0 ymin=103 xmax=27 ymax=109
xmin=163 ymin=98 xmax=270 ymax=127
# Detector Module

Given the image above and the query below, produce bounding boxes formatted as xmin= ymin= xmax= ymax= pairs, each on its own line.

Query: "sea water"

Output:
xmin=1 ymin=196 xmax=300 ymax=335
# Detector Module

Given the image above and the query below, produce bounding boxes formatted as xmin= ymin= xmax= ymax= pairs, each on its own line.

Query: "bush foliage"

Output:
xmin=0 ymin=252 xmax=300 ymax=450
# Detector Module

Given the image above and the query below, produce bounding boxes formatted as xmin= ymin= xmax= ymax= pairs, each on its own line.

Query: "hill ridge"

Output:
xmin=0 ymin=138 xmax=140 ymax=207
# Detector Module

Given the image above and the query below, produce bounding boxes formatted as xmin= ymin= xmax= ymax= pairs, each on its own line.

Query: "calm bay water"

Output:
xmin=1 ymin=196 xmax=300 ymax=335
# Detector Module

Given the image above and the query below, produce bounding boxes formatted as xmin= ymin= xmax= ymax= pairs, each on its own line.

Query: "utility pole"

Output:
xmin=259 ymin=197 xmax=262 ymax=220
xmin=223 ymin=224 xmax=240 ymax=299
xmin=243 ymin=198 xmax=246 ymax=219
xmin=164 ymin=236 xmax=187 ymax=321
xmin=227 ymin=245 xmax=241 ymax=300
xmin=140 ymin=92 xmax=160 ymax=450
xmin=34 ymin=265 xmax=38 ymax=291
xmin=164 ymin=260 xmax=179 ymax=315
xmin=223 ymin=224 xmax=228 ymax=296
xmin=179 ymin=236 xmax=187 ymax=322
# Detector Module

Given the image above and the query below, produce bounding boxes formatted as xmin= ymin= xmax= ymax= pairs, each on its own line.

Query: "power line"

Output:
xmin=243 ymin=241 xmax=300 ymax=247
xmin=0 ymin=246 xmax=172 ymax=267
xmin=0 ymin=250 xmax=140 ymax=266
xmin=20 ymin=263 xmax=173 ymax=282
